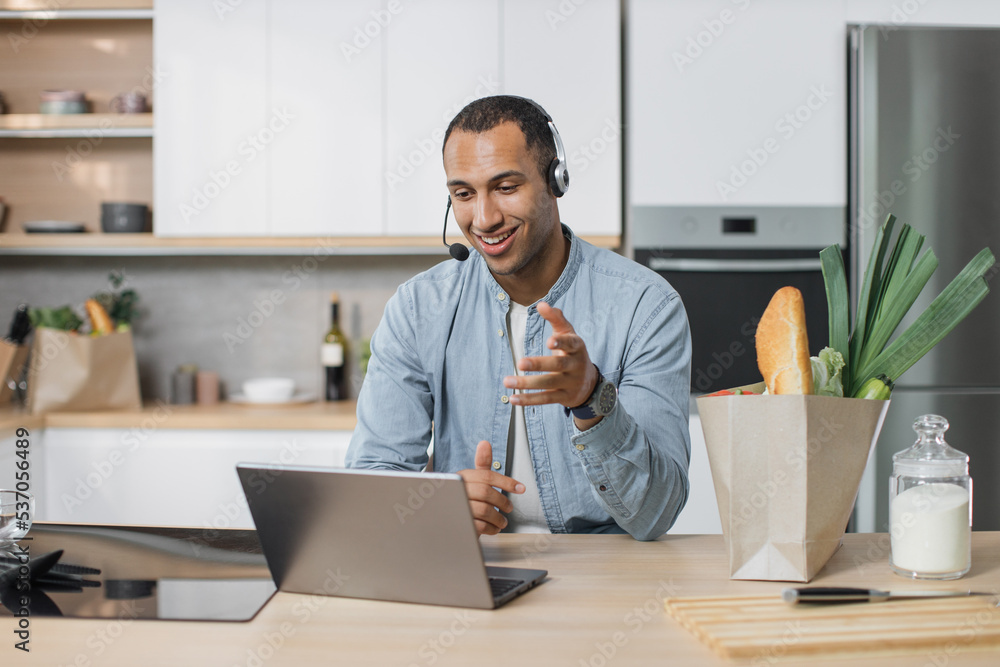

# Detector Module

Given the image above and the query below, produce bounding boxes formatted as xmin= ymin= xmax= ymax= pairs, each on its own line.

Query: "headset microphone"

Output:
xmin=442 ymin=196 xmax=469 ymax=261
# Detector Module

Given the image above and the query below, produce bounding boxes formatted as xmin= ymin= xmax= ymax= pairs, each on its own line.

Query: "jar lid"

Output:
xmin=893 ymin=414 xmax=968 ymax=477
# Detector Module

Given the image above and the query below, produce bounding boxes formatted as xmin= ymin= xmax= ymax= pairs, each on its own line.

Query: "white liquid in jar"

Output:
xmin=890 ymin=483 xmax=970 ymax=575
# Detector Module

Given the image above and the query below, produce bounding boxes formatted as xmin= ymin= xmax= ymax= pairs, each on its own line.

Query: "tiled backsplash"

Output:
xmin=1 ymin=254 xmax=443 ymax=402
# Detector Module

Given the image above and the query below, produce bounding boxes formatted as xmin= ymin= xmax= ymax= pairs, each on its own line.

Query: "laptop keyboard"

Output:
xmin=489 ymin=577 xmax=522 ymax=599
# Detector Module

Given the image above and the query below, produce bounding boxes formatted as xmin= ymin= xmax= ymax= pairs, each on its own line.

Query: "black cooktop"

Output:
xmin=0 ymin=524 xmax=275 ymax=622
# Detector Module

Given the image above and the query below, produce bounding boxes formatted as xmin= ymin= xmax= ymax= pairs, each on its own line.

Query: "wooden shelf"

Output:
xmin=1 ymin=400 xmax=359 ymax=432
xmin=0 ymin=0 xmax=152 ymax=16
xmin=0 ymin=8 xmax=152 ymax=19
xmin=0 ymin=232 xmax=622 ymax=256
xmin=0 ymin=113 xmax=152 ymax=137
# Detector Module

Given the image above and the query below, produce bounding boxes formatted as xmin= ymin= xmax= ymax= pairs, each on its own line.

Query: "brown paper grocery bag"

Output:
xmin=26 ymin=328 xmax=141 ymax=414
xmin=0 ymin=339 xmax=29 ymax=403
xmin=698 ymin=383 xmax=889 ymax=582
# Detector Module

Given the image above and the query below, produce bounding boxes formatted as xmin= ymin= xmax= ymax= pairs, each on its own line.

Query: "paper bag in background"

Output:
xmin=0 ymin=339 xmax=29 ymax=403
xmin=26 ymin=328 xmax=141 ymax=414
xmin=698 ymin=383 xmax=889 ymax=582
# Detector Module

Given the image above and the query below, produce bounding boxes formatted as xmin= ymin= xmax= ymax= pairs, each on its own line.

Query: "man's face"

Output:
xmin=443 ymin=122 xmax=560 ymax=279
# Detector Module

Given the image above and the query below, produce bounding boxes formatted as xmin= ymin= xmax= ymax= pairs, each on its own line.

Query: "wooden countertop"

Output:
xmin=19 ymin=531 xmax=1000 ymax=666
xmin=0 ymin=400 xmax=358 ymax=432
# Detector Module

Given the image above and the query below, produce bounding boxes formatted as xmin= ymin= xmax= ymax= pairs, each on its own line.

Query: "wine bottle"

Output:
xmin=322 ymin=292 xmax=349 ymax=401
xmin=5 ymin=304 xmax=31 ymax=344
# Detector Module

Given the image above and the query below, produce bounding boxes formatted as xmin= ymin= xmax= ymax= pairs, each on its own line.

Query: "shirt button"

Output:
xmin=575 ymin=444 xmax=585 ymax=451
xmin=492 ymin=461 xmax=501 ymax=470
xmin=599 ymin=484 xmax=607 ymax=492
xmin=497 ymin=329 xmax=504 ymax=337
xmin=501 ymin=395 xmax=510 ymax=404
xmin=497 ymin=293 xmax=507 ymax=301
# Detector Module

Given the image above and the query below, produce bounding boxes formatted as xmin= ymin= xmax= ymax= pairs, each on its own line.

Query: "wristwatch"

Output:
xmin=565 ymin=366 xmax=617 ymax=420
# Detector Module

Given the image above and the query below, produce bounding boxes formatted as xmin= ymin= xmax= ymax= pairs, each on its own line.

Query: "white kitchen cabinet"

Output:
xmin=503 ymin=0 xmax=621 ymax=236
xmin=155 ymin=0 xmax=268 ymax=236
xmin=384 ymin=0 xmax=500 ymax=237
xmin=669 ymin=409 xmax=722 ymax=535
xmin=846 ymin=0 xmax=1000 ymax=26
xmin=629 ymin=0 xmax=847 ymax=207
xmin=269 ymin=0 xmax=384 ymax=236
xmin=38 ymin=429 xmax=352 ymax=528
xmin=155 ymin=0 xmax=621 ymax=239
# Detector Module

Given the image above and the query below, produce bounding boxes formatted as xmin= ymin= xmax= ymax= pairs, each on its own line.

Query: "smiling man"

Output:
xmin=346 ymin=96 xmax=692 ymax=541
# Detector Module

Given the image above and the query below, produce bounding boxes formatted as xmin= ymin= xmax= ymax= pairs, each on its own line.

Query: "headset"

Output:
xmin=517 ymin=96 xmax=570 ymax=198
xmin=443 ymin=97 xmax=569 ymax=261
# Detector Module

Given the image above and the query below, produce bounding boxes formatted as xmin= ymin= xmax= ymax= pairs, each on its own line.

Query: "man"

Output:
xmin=346 ymin=95 xmax=691 ymax=541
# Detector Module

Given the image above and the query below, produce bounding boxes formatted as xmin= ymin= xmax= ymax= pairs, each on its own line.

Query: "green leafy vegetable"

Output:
xmin=821 ymin=215 xmax=995 ymax=397
xmin=92 ymin=270 xmax=141 ymax=329
xmin=28 ymin=306 xmax=83 ymax=332
xmin=820 ymin=246 xmax=850 ymax=389
xmin=810 ymin=346 xmax=845 ymax=397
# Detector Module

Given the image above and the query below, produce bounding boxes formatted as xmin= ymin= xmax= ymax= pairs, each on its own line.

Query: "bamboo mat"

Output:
xmin=664 ymin=594 xmax=1000 ymax=661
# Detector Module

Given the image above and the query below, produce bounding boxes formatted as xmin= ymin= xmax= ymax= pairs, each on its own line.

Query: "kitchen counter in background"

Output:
xmin=0 ymin=399 xmax=359 ymax=431
xmin=0 ymin=398 xmax=722 ymax=535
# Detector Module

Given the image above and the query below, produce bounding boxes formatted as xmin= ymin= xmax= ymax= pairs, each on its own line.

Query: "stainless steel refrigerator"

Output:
xmin=850 ymin=26 xmax=1000 ymax=532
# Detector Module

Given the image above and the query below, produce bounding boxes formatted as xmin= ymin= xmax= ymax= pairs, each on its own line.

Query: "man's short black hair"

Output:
xmin=443 ymin=95 xmax=555 ymax=182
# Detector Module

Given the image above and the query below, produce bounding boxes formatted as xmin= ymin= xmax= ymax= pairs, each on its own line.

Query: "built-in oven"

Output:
xmin=633 ymin=206 xmax=846 ymax=394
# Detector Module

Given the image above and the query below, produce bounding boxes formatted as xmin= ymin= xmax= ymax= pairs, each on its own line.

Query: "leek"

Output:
xmin=820 ymin=245 xmax=850 ymax=389
xmin=820 ymin=215 xmax=995 ymax=397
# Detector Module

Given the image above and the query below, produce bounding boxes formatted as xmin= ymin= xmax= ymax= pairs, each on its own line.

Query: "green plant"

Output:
xmin=820 ymin=215 xmax=994 ymax=397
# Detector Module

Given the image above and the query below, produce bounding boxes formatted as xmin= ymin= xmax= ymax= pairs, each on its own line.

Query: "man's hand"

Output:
xmin=457 ymin=441 xmax=524 ymax=536
xmin=503 ymin=302 xmax=600 ymax=425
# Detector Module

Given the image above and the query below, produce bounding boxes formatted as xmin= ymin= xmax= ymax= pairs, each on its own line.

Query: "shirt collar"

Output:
xmin=478 ymin=224 xmax=581 ymax=312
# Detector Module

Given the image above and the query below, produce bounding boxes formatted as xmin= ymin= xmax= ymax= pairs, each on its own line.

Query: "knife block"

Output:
xmin=0 ymin=339 xmax=29 ymax=403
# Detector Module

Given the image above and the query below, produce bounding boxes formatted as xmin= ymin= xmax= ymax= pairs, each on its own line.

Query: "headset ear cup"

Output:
xmin=549 ymin=159 xmax=569 ymax=197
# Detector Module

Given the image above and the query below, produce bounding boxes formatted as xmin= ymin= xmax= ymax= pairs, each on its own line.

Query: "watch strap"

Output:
xmin=565 ymin=364 xmax=603 ymax=420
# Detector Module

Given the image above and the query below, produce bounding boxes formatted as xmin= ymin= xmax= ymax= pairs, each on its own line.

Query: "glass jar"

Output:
xmin=889 ymin=414 xmax=972 ymax=579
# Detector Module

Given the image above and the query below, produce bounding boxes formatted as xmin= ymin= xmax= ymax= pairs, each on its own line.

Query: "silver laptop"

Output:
xmin=236 ymin=464 xmax=547 ymax=609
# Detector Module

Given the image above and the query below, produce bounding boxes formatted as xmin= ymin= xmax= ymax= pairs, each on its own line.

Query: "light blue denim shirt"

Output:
xmin=346 ymin=225 xmax=692 ymax=540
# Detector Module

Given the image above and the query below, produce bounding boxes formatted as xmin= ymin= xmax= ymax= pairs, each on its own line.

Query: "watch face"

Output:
xmin=597 ymin=381 xmax=617 ymax=415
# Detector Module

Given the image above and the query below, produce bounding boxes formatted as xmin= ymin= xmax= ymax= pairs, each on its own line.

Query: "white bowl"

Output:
xmin=242 ymin=377 xmax=295 ymax=403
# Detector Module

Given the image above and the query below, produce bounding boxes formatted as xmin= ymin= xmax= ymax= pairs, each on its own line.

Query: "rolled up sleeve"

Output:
xmin=570 ymin=291 xmax=692 ymax=541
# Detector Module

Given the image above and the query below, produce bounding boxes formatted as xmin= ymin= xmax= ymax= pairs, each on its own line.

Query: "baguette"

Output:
xmin=755 ymin=286 xmax=813 ymax=395
xmin=85 ymin=298 xmax=114 ymax=335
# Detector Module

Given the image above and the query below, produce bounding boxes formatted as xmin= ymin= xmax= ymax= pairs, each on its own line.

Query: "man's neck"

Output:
xmin=494 ymin=232 xmax=571 ymax=306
